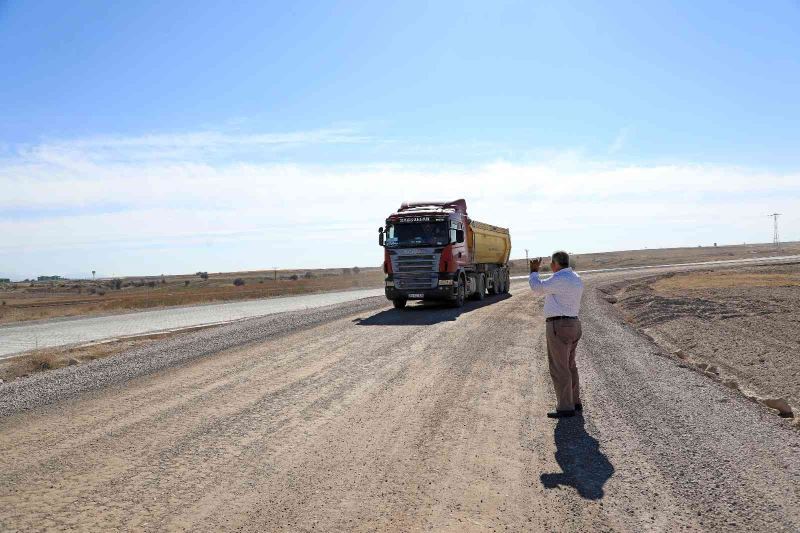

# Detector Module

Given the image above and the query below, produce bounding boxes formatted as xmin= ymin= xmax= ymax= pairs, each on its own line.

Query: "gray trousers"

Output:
xmin=545 ymin=318 xmax=582 ymax=411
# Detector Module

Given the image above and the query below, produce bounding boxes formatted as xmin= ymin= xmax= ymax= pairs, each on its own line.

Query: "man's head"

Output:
xmin=550 ymin=251 xmax=570 ymax=273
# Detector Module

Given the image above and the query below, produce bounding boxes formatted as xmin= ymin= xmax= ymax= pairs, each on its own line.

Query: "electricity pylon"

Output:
xmin=767 ymin=213 xmax=781 ymax=245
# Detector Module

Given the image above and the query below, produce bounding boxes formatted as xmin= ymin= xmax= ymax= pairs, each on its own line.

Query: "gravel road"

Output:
xmin=0 ymin=288 xmax=384 ymax=359
xmin=1 ymin=271 xmax=798 ymax=532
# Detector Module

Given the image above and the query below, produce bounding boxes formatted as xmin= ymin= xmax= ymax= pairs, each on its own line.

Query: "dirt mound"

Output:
xmin=608 ymin=263 xmax=800 ymax=423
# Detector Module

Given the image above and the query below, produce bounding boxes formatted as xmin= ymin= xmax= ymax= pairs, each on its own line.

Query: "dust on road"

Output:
xmin=1 ymin=276 xmax=798 ymax=532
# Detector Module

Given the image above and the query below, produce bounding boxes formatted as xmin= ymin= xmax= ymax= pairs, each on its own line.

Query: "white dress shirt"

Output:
xmin=529 ymin=267 xmax=584 ymax=318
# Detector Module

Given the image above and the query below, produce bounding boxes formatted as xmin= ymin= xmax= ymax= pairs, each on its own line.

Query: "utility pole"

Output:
xmin=525 ymin=249 xmax=529 ymax=262
xmin=92 ymin=270 xmax=96 ymax=280
xmin=768 ymin=213 xmax=782 ymax=246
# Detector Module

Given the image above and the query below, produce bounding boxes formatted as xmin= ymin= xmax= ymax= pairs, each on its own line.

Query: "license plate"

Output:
xmin=408 ymin=293 xmax=424 ymax=298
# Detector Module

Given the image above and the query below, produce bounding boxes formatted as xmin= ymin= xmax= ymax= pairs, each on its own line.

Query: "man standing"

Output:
xmin=529 ymin=251 xmax=584 ymax=418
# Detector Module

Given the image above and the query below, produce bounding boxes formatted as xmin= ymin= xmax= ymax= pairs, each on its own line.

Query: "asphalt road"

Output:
xmin=0 ymin=287 xmax=384 ymax=359
xmin=1 ymin=268 xmax=797 ymax=532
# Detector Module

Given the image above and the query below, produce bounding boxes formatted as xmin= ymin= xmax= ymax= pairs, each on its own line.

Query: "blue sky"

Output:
xmin=2 ymin=1 xmax=799 ymax=279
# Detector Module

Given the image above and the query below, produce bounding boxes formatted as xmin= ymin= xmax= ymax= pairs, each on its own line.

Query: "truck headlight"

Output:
xmin=437 ymin=279 xmax=454 ymax=286
xmin=385 ymin=281 xmax=395 ymax=287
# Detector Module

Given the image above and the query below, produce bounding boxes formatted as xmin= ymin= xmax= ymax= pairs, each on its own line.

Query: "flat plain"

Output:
xmin=3 ymin=241 xmax=798 ymax=325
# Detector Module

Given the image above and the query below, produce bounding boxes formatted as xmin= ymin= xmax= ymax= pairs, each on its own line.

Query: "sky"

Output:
xmin=2 ymin=0 xmax=799 ymax=279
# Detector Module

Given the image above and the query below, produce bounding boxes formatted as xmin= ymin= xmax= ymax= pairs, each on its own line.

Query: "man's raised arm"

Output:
xmin=528 ymin=258 xmax=557 ymax=295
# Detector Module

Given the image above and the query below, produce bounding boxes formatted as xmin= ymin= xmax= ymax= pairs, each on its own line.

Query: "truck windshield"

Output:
xmin=385 ymin=222 xmax=449 ymax=247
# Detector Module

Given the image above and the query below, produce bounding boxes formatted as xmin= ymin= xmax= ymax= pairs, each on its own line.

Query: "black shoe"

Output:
xmin=547 ymin=410 xmax=575 ymax=419
xmin=575 ymin=403 xmax=583 ymax=412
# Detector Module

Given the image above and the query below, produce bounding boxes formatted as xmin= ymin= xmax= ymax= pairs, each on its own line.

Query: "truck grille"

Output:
xmin=392 ymin=254 xmax=438 ymax=290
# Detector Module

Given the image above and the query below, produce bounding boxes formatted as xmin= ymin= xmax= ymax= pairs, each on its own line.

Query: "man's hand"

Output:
xmin=530 ymin=258 xmax=542 ymax=273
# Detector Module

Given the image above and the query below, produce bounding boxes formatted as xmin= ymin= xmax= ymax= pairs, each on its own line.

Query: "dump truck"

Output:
xmin=378 ymin=199 xmax=511 ymax=308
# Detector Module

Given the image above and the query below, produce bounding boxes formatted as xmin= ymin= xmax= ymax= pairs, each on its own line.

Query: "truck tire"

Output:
xmin=487 ymin=272 xmax=497 ymax=295
xmin=393 ymin=298 xmax=407 ymax=309
xmin=475 ymin=275 xmax=485 ymax=301
xmin=502 ymin=272 xmax=510 ymax=293
xmin=451 ymin=278 xmax=465 ymax=308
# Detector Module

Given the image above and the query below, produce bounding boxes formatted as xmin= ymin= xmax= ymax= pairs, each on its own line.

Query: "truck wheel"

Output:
xmin=393 ymin=298 xmax=407 ymax=309
xmin=487 ymin=272 xmax=497 ymax=295
xmin=475 ymin=275 xmax=485 ymax=301
xmin=451 ymin=278 xmax=465 ymax=308
xmin=502 ymin=273 xmax=510 ymax=293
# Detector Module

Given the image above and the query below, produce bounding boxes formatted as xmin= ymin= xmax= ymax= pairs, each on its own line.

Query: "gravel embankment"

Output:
xmin=602 ymin=263 xmax=800 ymax=421
xmin=0 ymin=296 xmax=388 ymax=416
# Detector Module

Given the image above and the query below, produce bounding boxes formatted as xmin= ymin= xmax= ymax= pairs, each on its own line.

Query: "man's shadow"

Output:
xmin=540 ymin=414 xmax=614 ymax=500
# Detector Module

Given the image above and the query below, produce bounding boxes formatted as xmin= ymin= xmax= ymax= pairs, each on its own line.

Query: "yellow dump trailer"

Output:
xmin=469 ymin=220 xmax=511 ymax=265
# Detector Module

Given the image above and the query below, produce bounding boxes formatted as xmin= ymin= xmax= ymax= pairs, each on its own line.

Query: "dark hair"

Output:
xmin=552 ymin=250 xmax=570 ymax=268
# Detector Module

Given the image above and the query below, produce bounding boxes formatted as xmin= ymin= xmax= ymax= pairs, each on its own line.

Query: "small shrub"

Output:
xmin=352 ymin=266 xmax=361 ymax=274
xmin=110 ymin=278 xmax=122 ymax=290
xmin=147 ymin=281 xmax=156 ymax=288
xmin=198 ymin=272 xmax=209 ymax=280
xmin=30 ymin=354 xmax=56 ymax=371
xmin=184 ymin=280 xmax=190 ymax=287
xmin=88 ymin=287 xmax=96 ymax=294
xmin=304 ymin=271 xmax=314 ymax=279
xmin=233 ymin=278 xmax=245 ymax=286
xmin=1 ymin=300 xmax=5 ymax=306
xmin=96 ymin=289 xmax=106 ymax=296
xmin=341 ymin=268 xmax=351 ymax=276
xmin=289 ymin=274 xmax=299 ymax=281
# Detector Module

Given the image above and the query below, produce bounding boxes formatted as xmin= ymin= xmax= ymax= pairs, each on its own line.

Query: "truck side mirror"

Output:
xmin=378 ymin=227 xmax=384 ymax=246
xmin=455 ymin=229 xmax=464 ymax=243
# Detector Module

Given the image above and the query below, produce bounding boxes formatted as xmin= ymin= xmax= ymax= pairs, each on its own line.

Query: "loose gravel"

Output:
xmin=0 ymin=296 xmax=388 ymax=416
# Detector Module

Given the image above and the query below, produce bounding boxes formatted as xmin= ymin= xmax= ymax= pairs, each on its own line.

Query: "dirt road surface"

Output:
xmin=1 ymin=271 xmax=799 ymax=532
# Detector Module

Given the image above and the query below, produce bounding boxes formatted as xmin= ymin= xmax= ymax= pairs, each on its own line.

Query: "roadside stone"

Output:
xmin=604 ymin=296 xmax=618 ymax=304
xmin=67 ymin=358 xmax=80 ymax=366
xmin=761 ymin=398 xmax=793 ymax=417
xmin=723 ymin=379 xmax=739 ymax=390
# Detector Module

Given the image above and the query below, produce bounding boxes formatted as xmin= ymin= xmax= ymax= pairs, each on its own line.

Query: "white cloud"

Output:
xmin=2 ymin=128 xmax=799 ymax=276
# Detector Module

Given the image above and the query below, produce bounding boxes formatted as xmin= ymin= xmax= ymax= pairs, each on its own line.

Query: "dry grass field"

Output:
xmin=0 ymin=267 xmax=384 ymax=324
xmin=653 ymin=270 xmax=800 ymax=291
xmin=2 ymin=241 xmax=797 ymax=325
xmin=509 ymin=241 xmax=800 ymax=275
